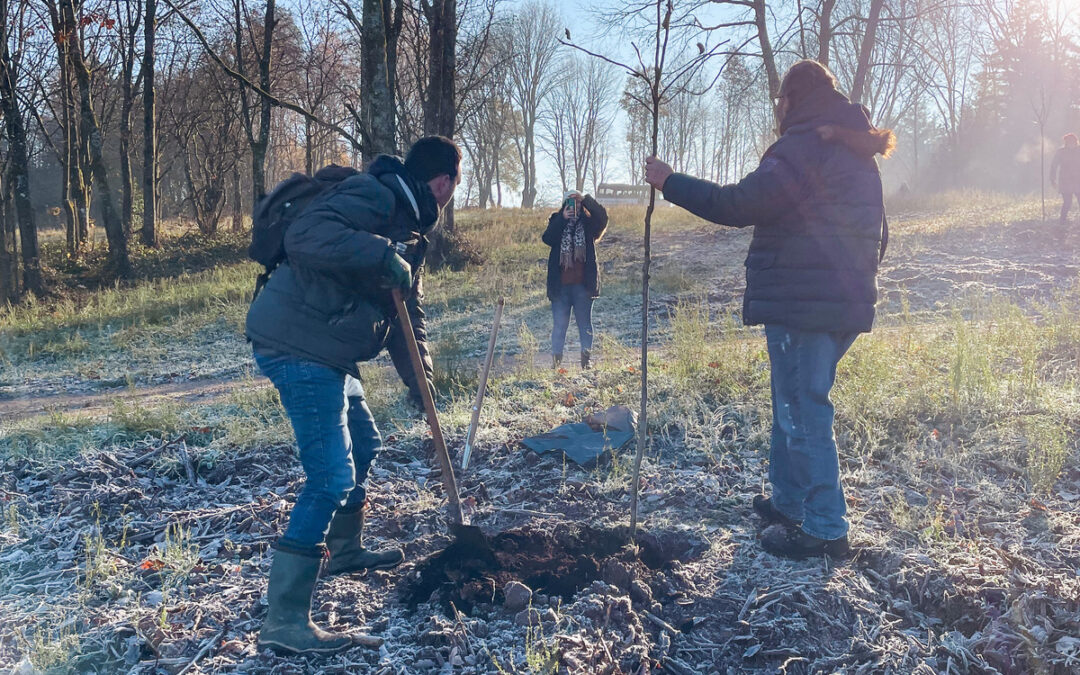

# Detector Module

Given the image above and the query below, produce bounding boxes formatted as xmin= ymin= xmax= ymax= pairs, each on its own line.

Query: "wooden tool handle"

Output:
xmin=462 ymin=297 xmax=504 ymax=469
xmin=391 ymin=288 xmax=464 ymax=526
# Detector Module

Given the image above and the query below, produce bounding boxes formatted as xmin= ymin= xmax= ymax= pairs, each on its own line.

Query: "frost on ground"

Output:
xmin=2 ymin=207 xmax=1080 ymax=673
xmin=1 ymin=383 xmax=1078 ymax=674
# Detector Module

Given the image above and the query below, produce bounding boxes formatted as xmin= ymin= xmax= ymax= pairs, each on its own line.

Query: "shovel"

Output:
xmin=461 ymin=297 xmax=504 ymax=470
xmin=391 ymin=288 xmax=488 ymax=550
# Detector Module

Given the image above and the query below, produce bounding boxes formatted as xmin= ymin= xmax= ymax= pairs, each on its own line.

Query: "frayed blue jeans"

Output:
xmin=253 ymin=347 xmax=380 ymax=555
xmin=552 ymin=283 xmax=594 ymax=356
xmin=765 ymin=325 xmax=858 ymax=541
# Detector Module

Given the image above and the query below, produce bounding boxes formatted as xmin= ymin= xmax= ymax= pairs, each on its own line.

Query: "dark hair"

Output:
xmin=404 ymin=136 xmax=461 ymax=182
xmin=779 ymin=60 xmax=839 ymax=108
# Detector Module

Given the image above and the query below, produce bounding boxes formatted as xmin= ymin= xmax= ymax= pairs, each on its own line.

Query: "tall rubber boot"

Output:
xmin=258 ymin=549 xmax=353 ymax=655
xmin=325 ymin=507 xmax=404 ymax=576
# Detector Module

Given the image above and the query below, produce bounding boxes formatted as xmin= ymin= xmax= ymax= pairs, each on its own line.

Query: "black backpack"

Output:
xmin=248 ymin=165 xmax=358 ymax=298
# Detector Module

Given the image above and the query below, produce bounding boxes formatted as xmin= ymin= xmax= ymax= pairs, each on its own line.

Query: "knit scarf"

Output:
xmin=560 ymin=216 xmax=587 ymax=270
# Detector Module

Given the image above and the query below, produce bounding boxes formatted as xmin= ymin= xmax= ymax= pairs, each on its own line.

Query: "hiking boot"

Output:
xmin=258 ymin=549 xmax=353 ymax=655
xmin=553 ymin=354 xmax=563 ymax=369
xmin=581 ymin=350 xmax=591 ymax=370
xmin=325 ymin=507 xmax=404 ymax=576
xmin=752 ymin=495 xmax=800 ymax=529
xmin=760 ymin=523 xmax=850 ymax=560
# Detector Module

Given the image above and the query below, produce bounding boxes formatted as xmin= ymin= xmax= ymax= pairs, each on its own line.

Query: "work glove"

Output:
xmin=408 ymin=379 xmax=437 ymax=414
xmin=382 ymin=248 xmax=412 ymax=291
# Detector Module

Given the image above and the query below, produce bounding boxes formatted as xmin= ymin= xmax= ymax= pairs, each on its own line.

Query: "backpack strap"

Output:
xmin=252 ymin=268 xmax=272 ymax=302
xmin=879 ymin=211 xmax=889 ymax=263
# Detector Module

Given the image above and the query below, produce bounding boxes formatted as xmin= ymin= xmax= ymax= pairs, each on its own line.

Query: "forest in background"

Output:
xmin=1 ymin=0 xmax=1078 ymax=303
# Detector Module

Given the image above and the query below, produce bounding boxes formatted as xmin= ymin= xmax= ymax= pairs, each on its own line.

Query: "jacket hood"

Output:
xmin=368 ymin=154 xmax=440 ymax=231
xmin=781 ymin=87 xmax=895 ymax=158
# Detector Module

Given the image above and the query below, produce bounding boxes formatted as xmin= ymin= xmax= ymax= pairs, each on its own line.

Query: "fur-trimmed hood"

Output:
xmin=781 ymin=86 xmax=895 ymax=158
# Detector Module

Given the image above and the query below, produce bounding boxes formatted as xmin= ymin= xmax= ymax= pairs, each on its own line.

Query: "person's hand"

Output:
xmin=644 ymin=156 xmax=674 ymax=191
xmin=382 ymin=250 xmax=412 ymax=290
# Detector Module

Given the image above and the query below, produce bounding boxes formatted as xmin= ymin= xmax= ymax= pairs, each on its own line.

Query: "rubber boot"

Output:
xmin=553 ymin=354 xmax=563 ymax=369
xmin=581 ymin=350 xmax=591 ymax=370
xmin=325 ymin=507 xmax=404 ymax=576
xmin=258 ymin=549 xmax=353 ymax=655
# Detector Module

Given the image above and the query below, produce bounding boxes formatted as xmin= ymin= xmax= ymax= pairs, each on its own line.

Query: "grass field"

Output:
xmin=1 ymin=193 xmax=1078 ymax=674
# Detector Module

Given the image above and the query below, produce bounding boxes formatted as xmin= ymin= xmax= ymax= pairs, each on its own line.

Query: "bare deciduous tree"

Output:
xmin=506 ymin=0 xmax=561 ymax=208
xmin=0 ymin=0 xmax=45 ymax=298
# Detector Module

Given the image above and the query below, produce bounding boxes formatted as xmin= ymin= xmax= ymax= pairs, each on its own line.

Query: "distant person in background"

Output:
xmin=644 ymin=60 xmax=894 ymax=560
xmin=1051 ymin=133 xmax=1080 ymax=226
xmin=542 ymin=191 xmax=608 ymax=370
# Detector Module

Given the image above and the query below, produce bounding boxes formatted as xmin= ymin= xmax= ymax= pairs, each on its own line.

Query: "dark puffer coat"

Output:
xmin=542 ymin=195 xmax=609 ymax=302
xmin=245 ymin=156 xmax=437 ymax=398
xmin=661 ymin=88 xmax=888 ymax=333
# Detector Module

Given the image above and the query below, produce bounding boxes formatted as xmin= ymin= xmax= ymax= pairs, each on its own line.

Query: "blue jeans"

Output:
xmin=764 ymin=325 xmax=858 ymax=541
xmin=552 ymin=284 xmax=594 ymax=355
xmin=253 ymin=347 xmax=381 ymax=555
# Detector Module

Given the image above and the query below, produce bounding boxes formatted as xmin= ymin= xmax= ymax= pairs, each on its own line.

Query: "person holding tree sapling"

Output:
xmin=245 ymin=136 xmax=461 ymax=654
xmin=645 ymin=60 xmax=894 ymax=560
xmin=542 ymin=191 xmax=609 ymax=370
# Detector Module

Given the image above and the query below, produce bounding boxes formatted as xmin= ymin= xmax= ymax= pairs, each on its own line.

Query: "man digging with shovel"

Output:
xmin=245 ymin=136 xmax=461 ymax=654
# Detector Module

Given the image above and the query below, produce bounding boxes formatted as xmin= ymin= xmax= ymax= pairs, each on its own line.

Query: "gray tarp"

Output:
xmin=520 ymin=405 xmax=637 ymax=468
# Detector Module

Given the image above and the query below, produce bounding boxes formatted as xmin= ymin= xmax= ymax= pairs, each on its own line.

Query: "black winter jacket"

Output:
xmin=661 ymin=88 xmax=888 ymax=333
xmin=542 ymin=195 xmax=608 ymax=302
xmin=245 ymin=156 xmax=438 ymax=399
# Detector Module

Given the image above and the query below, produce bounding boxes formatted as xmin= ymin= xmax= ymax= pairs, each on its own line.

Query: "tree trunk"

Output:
xmin=753 ymin=0 xmax=781 ymax=104
xmin=232 ymin=163 xmax=244 ymax=232
xmin=120 ymin=98 xmax=134 ymax=239
xmin=423 ymin=0 xmax=457 ymax=230
xmin=849 ymin=0 xmax=885 ymax=105
xmin=63 ymin=0 xmax=130 ymax=278
xmin=817 ymin=0 xmax=835 ymax=66
xmin=0 ymin=177 xmax=15 ymax=303
xmin=362 ymin=0 xmax=396 ymax=162
xmin=630 ymin=0 xmax=671 ymax=540
xmin=0 ymin=4 xmax=45 ymax=296
xmin=305 ymin=116 xmax=314 ymax=174
xmin=245 ymin=0 xmax=276 ymax=202
xmin=142 ymin=0 xmax=157 ymax=246
xmin=119 ymin=0 xmax=139 ymax=240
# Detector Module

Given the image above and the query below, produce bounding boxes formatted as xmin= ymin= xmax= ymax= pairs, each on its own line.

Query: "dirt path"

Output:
xmin=6 ymin=215 xmax=1072 ymax=424
xmin=0 ymin=377 xmax=271 ymax=423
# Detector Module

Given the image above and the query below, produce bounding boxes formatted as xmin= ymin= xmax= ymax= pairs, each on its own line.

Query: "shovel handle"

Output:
xmin=391 ymin=288 xmax=464 ymax=526
xmin=462 ymin=297 xmax=504 ymax=469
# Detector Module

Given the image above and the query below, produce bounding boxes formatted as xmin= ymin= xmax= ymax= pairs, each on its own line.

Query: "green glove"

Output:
xmin=383 ymin=249 xmax=412 ymax=290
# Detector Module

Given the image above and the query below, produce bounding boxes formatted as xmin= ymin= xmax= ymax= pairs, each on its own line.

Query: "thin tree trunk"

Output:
xmin=232 ymin=163 xmax=244 ymax=231
xmin=817 ymin=0 xmax=835 ymax=66
xmin=0 ymin=3 xmax=45 ymax=296
xmin=423 ymin=0 xmax=457 ymax=230
xmin=849 ymin=0 xmax=885 ymax=105
xmin=0 ymin=177 xmax=15 ymax=303
xmin=362 ymin=0 xmax=395 ymax=162
xmin=304 ymin=117 xmax=314 ymax=174
xmin=63 ymin=0 xmax=130 ymax=278
xmin=142 ymin=0 xmax=157 ymax=246
xmin=120 ymin=99 xmax=134 ymax=238
xmin=255 ymin=0 xmax=275 ymax=201
xmin=753 ymin=0 xmax=781 ymax=104
xmin=630 ymin=0 xmax=670 ymax=540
